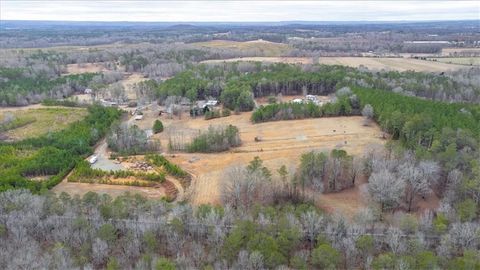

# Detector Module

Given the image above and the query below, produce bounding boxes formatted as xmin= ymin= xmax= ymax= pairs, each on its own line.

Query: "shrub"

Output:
xmin=154 ymin=257 xmax=175 ymax=270
xmin=222 ymin=108 xmax=231 ymax=117
xmin=146 ymin=154 xmax=189 ymax=179
xmin=455 ymin=198 xmax=477 ymax=222
xmin=267 ymin=95 xmax=277 ymax=104
xmin=204 ymin=110 xmax=221 ymax=120
xmin=312 ymin=243 xmax=341 ymax=269
xmin=152 ymin=120 xmax=164 ymax=134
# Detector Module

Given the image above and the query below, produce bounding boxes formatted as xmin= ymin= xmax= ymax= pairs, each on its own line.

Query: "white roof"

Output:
xmin=206 ymin=100 xmax=218 ymax=106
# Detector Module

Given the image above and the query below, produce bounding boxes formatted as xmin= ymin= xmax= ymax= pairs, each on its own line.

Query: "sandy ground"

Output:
xmin=155 ymin=112 xmax=385 ymax=210
xmin=202 ymin=56 xmax=466 ymax=72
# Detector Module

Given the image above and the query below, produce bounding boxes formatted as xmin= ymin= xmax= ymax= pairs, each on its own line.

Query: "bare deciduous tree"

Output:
xmin=368 ymin=169 xmax=405 ymax=212
xmin=361 ymin=104 xmax=374 ymax=126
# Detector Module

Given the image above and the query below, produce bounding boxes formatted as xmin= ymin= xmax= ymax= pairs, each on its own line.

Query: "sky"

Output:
xmin=1 ymin=1 xmax=479 ymax=22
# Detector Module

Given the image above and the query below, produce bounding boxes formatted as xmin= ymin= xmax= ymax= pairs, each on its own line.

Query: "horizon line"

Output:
xmin=3 ymin=19 xmax=478 ymax=23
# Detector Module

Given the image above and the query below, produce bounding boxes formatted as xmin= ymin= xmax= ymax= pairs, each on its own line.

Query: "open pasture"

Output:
xmin=0 ymin=107 xmax=88 ymax=141
xmin=192 ymin=39 xmax=291 ymax=56
xmin=154 ymin=111 xmax=385 ymax=215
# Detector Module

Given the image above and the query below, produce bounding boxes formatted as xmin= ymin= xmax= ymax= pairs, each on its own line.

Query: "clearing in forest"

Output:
xmin=65 ymin=62 xmax=108 ymax=75
xmin=0 ymin=107 xmax=88 ymax=141
xmin=53 ymin=181 xmax=167 ymax=199
xmin=53 ymin=155 xmax=180 ymax=200
xmin=192 ymin=39 xmax=292 ymax=56
xmin=154 ymin=111 xmax=385 ymax=215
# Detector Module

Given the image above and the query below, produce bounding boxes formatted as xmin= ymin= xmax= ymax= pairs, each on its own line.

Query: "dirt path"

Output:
xmin=165 ymin=176 xmax=185 ymax=201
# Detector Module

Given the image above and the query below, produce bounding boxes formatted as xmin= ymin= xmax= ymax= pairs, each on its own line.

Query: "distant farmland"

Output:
xmin=192 ymin=39 xmax=292 ymax=56
xmin=202 ymin=56 xmax=468 ymax=72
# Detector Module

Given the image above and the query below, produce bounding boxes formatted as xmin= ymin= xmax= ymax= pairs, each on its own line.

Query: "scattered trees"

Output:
xmin=187 ymin=125 xmax=241 ymax=153
xmin=107 ymin=124 xmax=159 ymax=155
xmin=299 ymin=150 xmax=356 ymax=194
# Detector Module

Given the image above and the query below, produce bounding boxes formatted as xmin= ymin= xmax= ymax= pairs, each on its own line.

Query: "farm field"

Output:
xmin=202 ymin=56 xmax=467 ymax=72
xmin=441 ymin=47 xmax=480 ymax=56
xmin=154 ymin=112 xmax=385 ymax=214
xmin=192 ymin=39 xmax=292 ymax=56
xmin=426 ymin=57 xmax=480 ymax=66
xmin=0 ymin=107 xmax=88 ymax=141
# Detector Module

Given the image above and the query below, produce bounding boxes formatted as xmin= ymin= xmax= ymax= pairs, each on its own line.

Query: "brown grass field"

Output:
xmin=193 ymin=39 xmax=291 ymax=56
xmin=53 ymin=181 xmax=167 ymax=199
xmin=202 ymin=56 xmax=467 ymax=72
xmin=65 ymin=62 xmax=108 ymax=75
xmin=152 ymin=110 xmax=385 ymax=216
xmin=0 ymin=107 xmax=87 ymax=141
xmin=121 ymin=72 xmax=147 ymax=100
xmin=441 ymin=47 xmax=480 ymax=56
xmin=426 ymin=57 xmax=480 ymax=66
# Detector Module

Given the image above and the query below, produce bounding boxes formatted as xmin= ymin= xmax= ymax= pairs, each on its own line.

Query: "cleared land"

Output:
xmin=155 ymin=112 xmax=385 ymax=214
xmin=65 ymin=62 xmax=108 ymax=75
xmin=202 ymin=56 xmax=466 ymax=72
xmin=0 ymin=107 xmax=87 ymax=141
xmin=122 ymin=72 xmax=147 ymax=100
xmin=441 ymin=47 xmax=480 ymax=56
xmin=426 ymin=57 xmax=480 ymax=66
xmin=53 ymin=181 xmax=167 ymax=199
xmin=192 ymin=39 xmax=291 ymax=56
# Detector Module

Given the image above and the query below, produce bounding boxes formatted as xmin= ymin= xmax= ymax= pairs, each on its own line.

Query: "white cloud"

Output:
xmin=1 ymin=1 xmax=478 ymax=22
